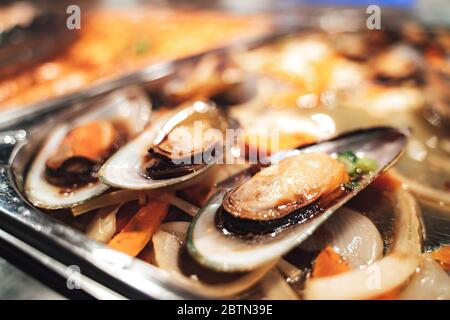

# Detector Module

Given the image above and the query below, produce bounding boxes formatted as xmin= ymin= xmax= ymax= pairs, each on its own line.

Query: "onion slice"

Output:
xmin=399 ymin=255 xmax=450 ymax=300
xmin=300 ymin=207 xmax=383 ymax=268
xmin=152 ymin=222 xmax=276 ymax=298
xmin=260 ymin=268 xmax=299 ymax=300
xmin=71 ymin=190 xmax=199 ymax=217
xmin=389 ymin=169 xmax=450 ymax=212
xmin=277 ymin=259 xmax=303 ymax=283
xmin=304 ymin=188 xmax=422 ymax=300
xmin=85 ymin=204 xmax=120 ymax=243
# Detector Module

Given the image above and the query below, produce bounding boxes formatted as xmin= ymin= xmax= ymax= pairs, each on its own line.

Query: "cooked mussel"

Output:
xmin=372 ymin=44 xmax=423 ymax=83
xmin=44 ymin=120 xmax=127 ymax=186
xmin=99 ymin=100 xmax=229 ymax=190
xmin=187 ymin=127 xmax=408 ymax=272
xmin=222 ymin=153 xmax=349 ymax=222
xmin=145 ymin=114 xmax=223 ymax=180
xmin=25 ymin=87 xmax=151 ymax=209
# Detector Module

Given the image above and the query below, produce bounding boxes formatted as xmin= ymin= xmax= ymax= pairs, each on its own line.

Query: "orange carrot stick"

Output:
xmin=430 ymin=245 xmax=450 ymax=271
xmin=375 ymin=287 xmax=400 ymax=300
xmin=108 ymin=200 xmax=168 ymax=257
xmin=311 ymin=246 xmax=350 ymax=278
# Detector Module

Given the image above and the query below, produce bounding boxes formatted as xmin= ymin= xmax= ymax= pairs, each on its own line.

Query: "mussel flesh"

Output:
xmin=222 ymin=153 xmax=349 ymax=221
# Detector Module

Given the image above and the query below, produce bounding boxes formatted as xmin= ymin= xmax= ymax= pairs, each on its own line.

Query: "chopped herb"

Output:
xmin=337 ymin=151 xmax=358 ymax=175
xmin=336 ymin=150 xmax=377 ymax=190
xmin=355 ymin=157 xmax=377 ymax=173
xmin=135 ymin=40 xmax=150 ymax=55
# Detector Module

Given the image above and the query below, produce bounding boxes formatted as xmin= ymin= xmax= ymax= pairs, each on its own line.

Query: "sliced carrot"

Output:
xmin=311 ymin=246 xmax=350 ymax=278
xmin=311 ymin=246 xmax=400 ymax=299
xmin=430 ymin=245 xmax=450 ymax=271
xmin=108 ymin=200 xmax=168 ymax=257
xmin=374 ymin=287 xmax=400 ymax=300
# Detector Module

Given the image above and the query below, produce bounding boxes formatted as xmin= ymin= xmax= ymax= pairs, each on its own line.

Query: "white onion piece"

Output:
xmin=152 ymin=230 xmax=183 ymax=273
xmin=152 ymin=193 xmax=199 ymax=217
xmin=300 ymin=207 xmax=383 ymax=268
xmin=305 ymin=188 xmax=421 ymax=300
xmin=260 ymin=268 xmax=299 ymax=300
xmin=399 ymin=255 xmax=450 ymax=300
xmin=72 ymin=189 xmax=198 ymax=217
xmin=160 ymin=222 xmax=193 ymax=246
xmin=277 ymin=259 xmax=303 ymax=283
xmin=85 ymin=205 xmax=120 ymax=243
xmin=152 ymin=222 xmax=276 ymax=298
xmin=389 ymin=169 xmax=450 ymax=211
xmin=72 ymin=190 xmax=140 ymax=216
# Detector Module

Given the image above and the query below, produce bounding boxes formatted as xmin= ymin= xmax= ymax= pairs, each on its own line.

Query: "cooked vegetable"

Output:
xmin=300 ymin=207 xmax=384 ymax=268
xmin=336 ymin=151 xmax=377 ymax=189
xmin=399 ymin=255 xmax=450 ymax=300
xmin=304 ymin=188 xmax=421 ymax=300
xmin=430 ymin=245 xmax=450 ymax=271
xmin=260 ymin=269 xmax=299 ymax=300
xmin=277 ymin=259 xmax=303 ymax=283
xmin=108 ymin=200 xmax=168 ymax=257
xmin=85 ymin=205 xmax=120 ymax=243
xmin=72 ymin=190 xmax=198 ymax=217
xmin=390 ymin=169 xmax=450 ymax=212
xmin=152 ymin=222 xmax=276 ymax=298
xmin=311 ymin=246 xmax=350 ymax=278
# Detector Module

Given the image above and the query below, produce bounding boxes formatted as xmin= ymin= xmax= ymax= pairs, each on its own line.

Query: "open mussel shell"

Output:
xmin=187 ymin=127 xmax=409 ymax=272
xmin=25 ymin=87 xmax=151 ymax=209
xmin=99 ymin=101 xmax=229 ymax=190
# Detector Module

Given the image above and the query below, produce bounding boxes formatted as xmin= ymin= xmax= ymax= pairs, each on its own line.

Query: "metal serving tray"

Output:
xmin=0 ymin=27 xmax=295 ymax=298
xmin=0 ymin=5 xmax=429 ymax=299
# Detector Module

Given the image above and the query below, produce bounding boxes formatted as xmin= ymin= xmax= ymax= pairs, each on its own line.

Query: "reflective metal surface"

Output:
xmin=0 ymin=255 xmax=63 ymax=300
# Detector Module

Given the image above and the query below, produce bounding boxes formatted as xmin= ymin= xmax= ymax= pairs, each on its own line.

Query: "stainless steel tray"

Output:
xmin=0 ymin=5 xmax=436 ymax=299
xmin=0 ymin=30 xmax=291 ymax=299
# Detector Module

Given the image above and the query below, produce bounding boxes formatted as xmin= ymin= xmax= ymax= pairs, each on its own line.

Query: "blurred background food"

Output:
xmin=0 ymin=0 xmax=269 ymax=110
